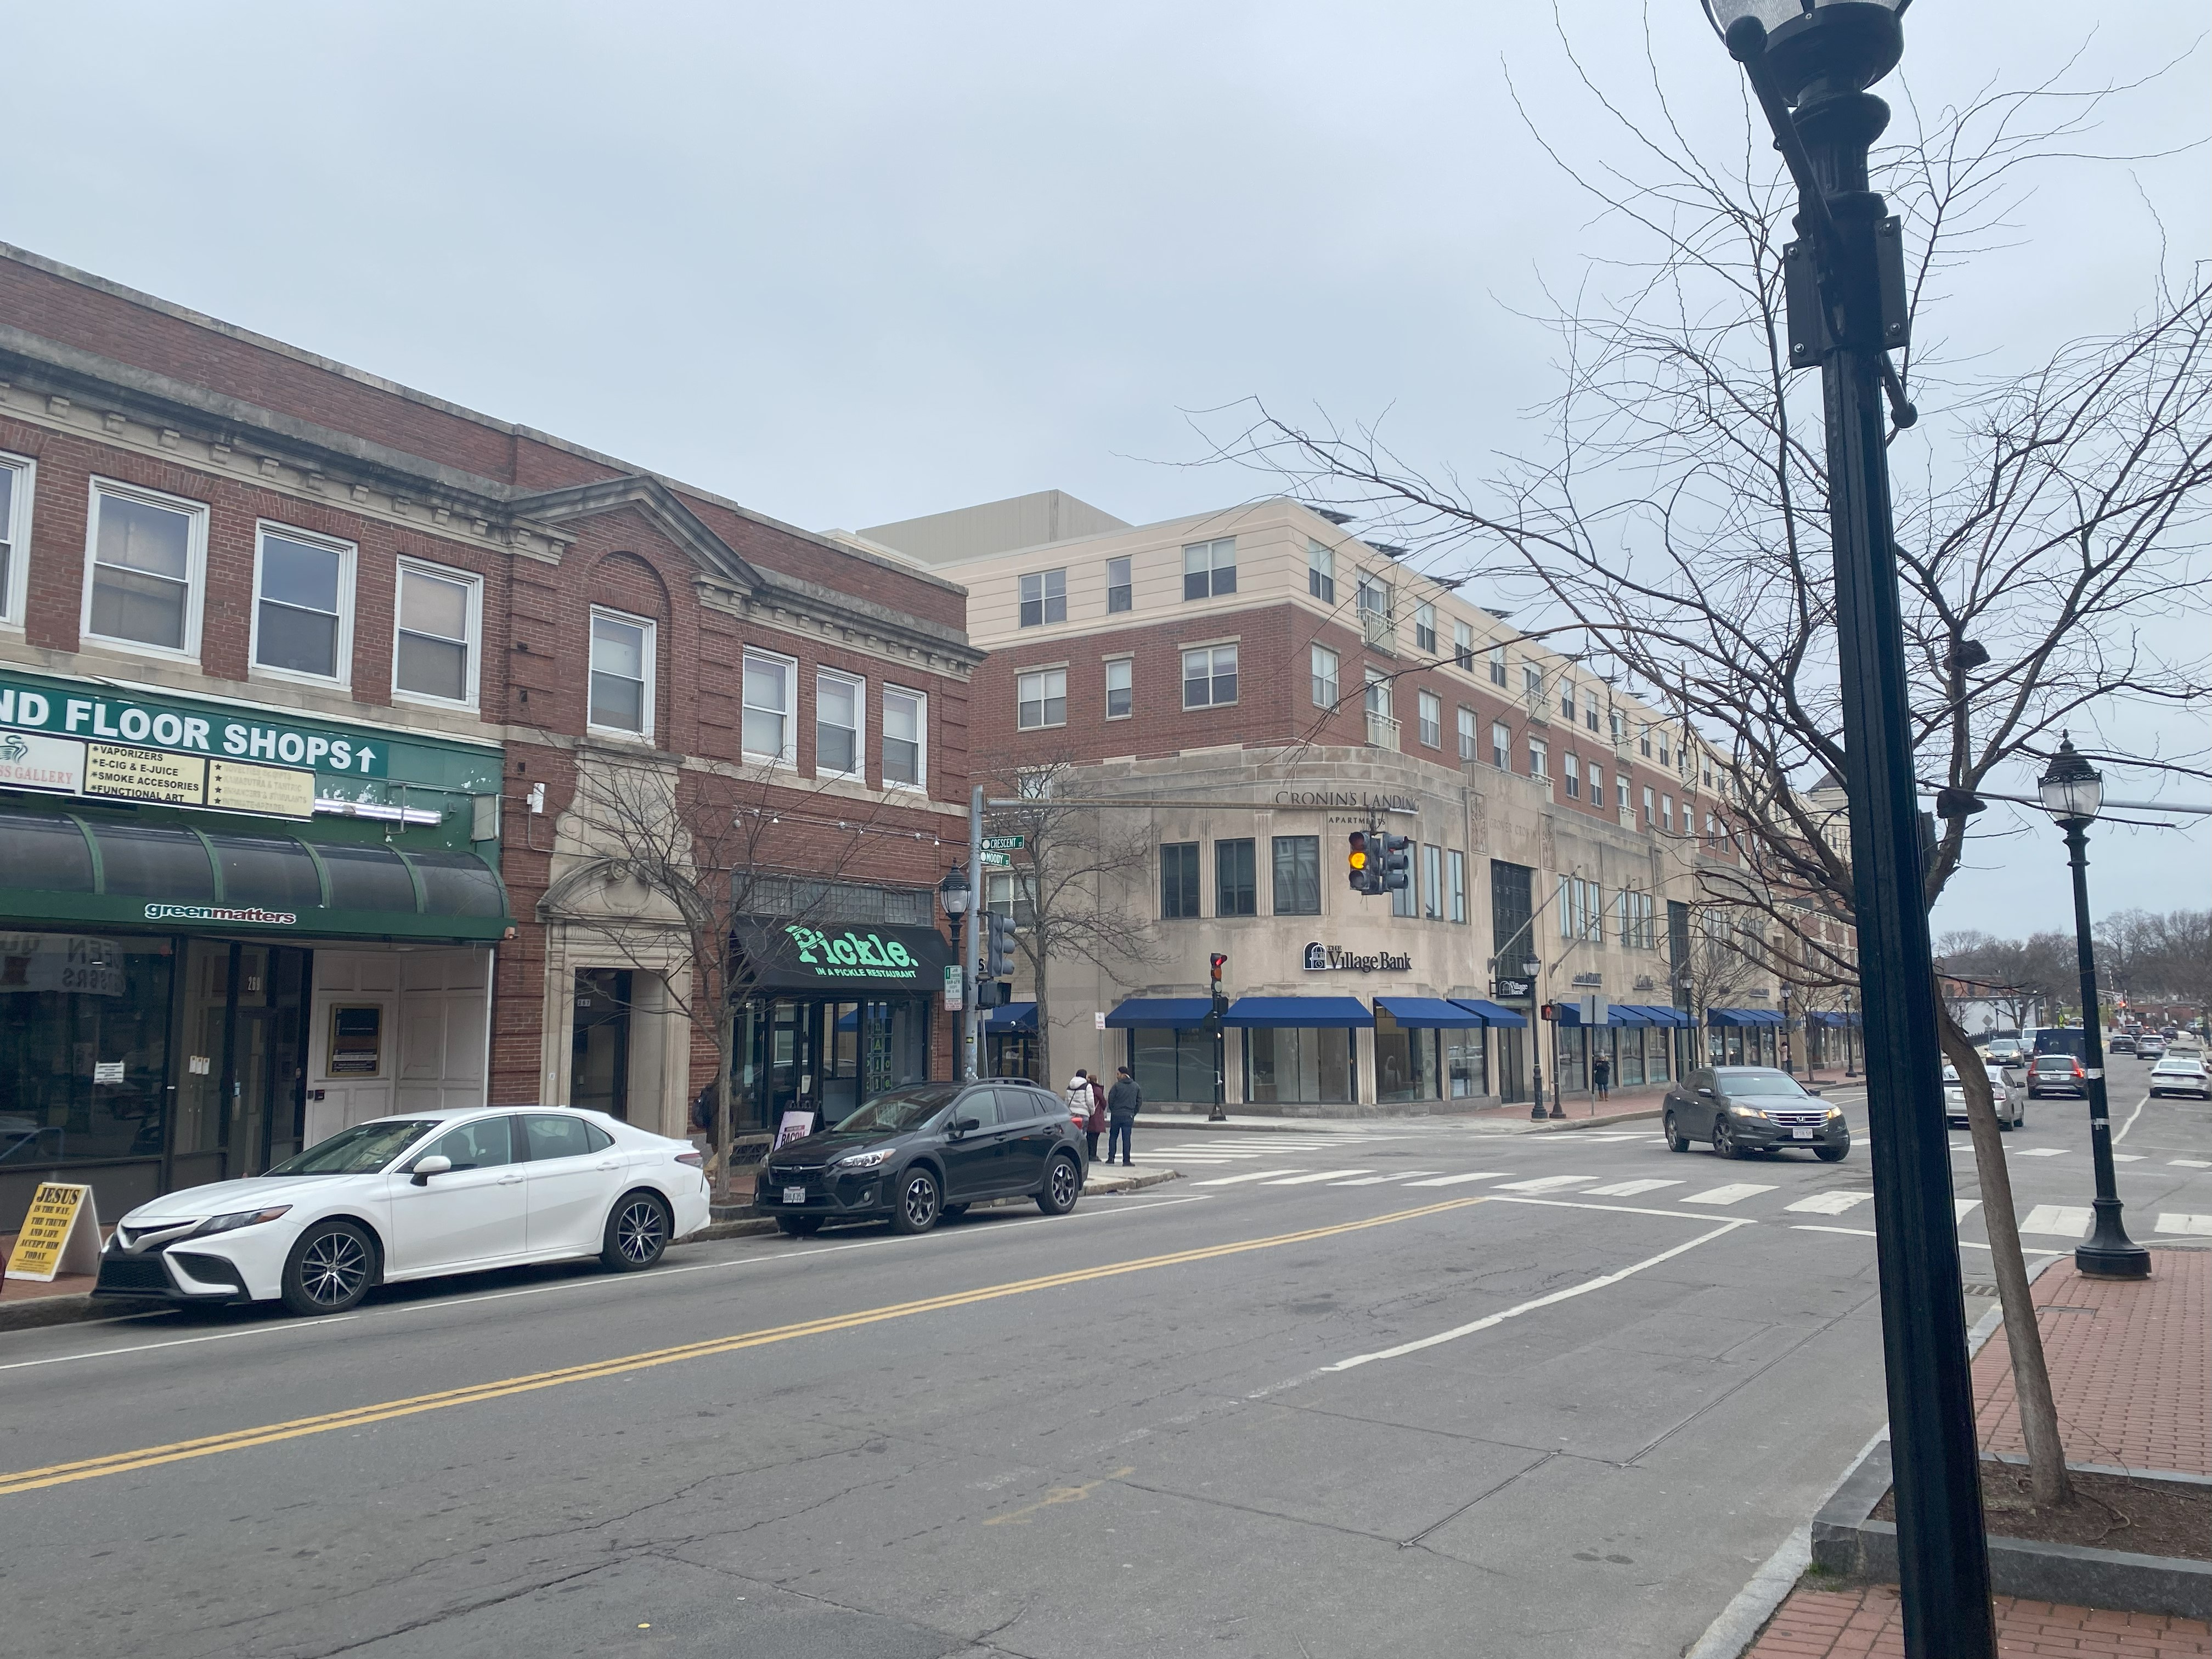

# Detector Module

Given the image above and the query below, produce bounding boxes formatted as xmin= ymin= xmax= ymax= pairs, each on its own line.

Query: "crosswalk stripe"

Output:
xmin=1582 ymin=1179 xmax=1683 ymax=1197
xmin=1403 ymin=1172 xmax=1511 ymax=1188
xmin=2171 ymin=1159 xmax=2212 ymax=1169
xmin=1262 ymin=1170 xmax=1376 ymax=1186
xmin=2154 ymin=1214 xmax=2212 ymax=1237
xmin=1331 ymin=1172 xmax=1442 ymax=1186
xmin=1193 ymin=1170 xmax=1308 ymax=1187
xmin=1785 ymin=1192 xmax=1875 ymax=1215
xmin=2016 ymin=1148 xmax=2067 ymax=1157
xmin=2112 ymin=1154 xmax=2146 ymax=1162
xmin=1955 ymin=1199 xmax=1982 ymax=1221
xmin=1494 ymin=1175 xmax=1599 ymax=1193
xmin=1682 ymin=1183 xmax=1778 ymax=1206
xmin=2019 ymin=1204 xmax=2092 ymax=1237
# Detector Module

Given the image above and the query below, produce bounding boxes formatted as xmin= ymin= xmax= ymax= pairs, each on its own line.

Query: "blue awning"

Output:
xmin=1607 ymin=1005 xmax=1656 ymax=1026
xmin=1224 ymin=996 xmax=1374 ymax=1029
xmin=984 ymin=1001 xmax=1037 ymax=1032
xmin=1554 ymin=1002 xmax=1643 ymax=1028
xmin=1708 ymin=1007 xmax=1783 ymax=1027
xmin=1630 ymin=1005 xmax=1695 ymax=1028
xmin=1104 ymin=997 xmax=1215 ymax=1029
xmin=1451 ymin=998 xmax=1528 ymax=1029
xmin=1373 ymin=996 xmax=1483 ymax=1029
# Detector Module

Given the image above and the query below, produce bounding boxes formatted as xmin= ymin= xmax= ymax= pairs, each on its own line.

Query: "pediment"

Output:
xmin=510 ymin=475 xmax=765 ymax=591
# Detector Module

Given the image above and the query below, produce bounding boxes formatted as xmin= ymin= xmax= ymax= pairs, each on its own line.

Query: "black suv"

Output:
xmin=756 ymin=1082 xmax=1086 ymax=1236
xmin=1662 ymin=1066 xmax=1849 ymax=1161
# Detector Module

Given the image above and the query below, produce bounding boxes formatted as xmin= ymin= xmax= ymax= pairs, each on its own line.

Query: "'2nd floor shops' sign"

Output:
xmin=1 ymin=676 xmax=389 ymax=777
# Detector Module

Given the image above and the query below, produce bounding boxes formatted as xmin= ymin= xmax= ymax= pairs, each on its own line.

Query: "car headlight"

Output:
xmin=190 ymin=1206 xmax=291 ymax=1238
xmin=1729 ymin=1104 xmax=1762 ymax=1118
xmin=833 ymin=1149 xmax=893 ymax=1170
xmin=1826 ymin=1106 xmax=1843 ymax=1119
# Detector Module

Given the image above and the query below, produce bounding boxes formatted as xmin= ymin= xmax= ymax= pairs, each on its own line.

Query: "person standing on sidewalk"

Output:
xmin=1592 ymin=1054 xmax=1611 ymax=1103
xmin=1066 ymin=1069 xmax=1100 ymax=1164
xmin=1106 ymin=1066 xmax=1141 ymax=1166
xmin=1086 ymin=1074 xmax=1108 ymax=1164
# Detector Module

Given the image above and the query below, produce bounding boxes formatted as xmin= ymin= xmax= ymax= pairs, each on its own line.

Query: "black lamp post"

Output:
xmin=2039 ymin=736 xmax=2150 ymax=1280
xmin=938 ymin=865 xmax=972 ymax=1081
xmin=1701 ymin=3 xmax=1993 ymax=1653
xmin=1522 ymin=955 xmax=1555 ymax=1120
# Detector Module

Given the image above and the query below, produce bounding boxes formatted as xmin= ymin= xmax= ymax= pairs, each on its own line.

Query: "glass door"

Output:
xmin=172 ymin=940 xmax=234 ymax=1190
xmin=572 ymin=968 xmax=633 ymax=1120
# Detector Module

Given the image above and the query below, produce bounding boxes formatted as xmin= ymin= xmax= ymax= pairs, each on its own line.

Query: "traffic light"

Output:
xmin=1209 ymin=952 xmax=1228 ymax=989
xmin=1373 ymin=833 xmax=1411 ymax=893
xmin=985 ymin=911 xmax=1017 ymax=980
xmin=1347 ymin=832 xmax=1372 ymax=894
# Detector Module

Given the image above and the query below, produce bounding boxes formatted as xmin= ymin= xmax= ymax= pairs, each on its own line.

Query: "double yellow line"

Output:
xmin=0 ymin=1196 xmax=1485 ymax=1496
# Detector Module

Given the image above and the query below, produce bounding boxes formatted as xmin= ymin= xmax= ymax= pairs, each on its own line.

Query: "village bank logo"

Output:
xmin=1302 ymin=941 xmax=1412 ymax=973
xmin=784 ymin=924 xmax=921 ymax=980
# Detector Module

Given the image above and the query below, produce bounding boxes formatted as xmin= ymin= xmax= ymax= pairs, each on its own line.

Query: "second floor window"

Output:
xmin=1491 ymin=720 xmax=1510 ymax=770
xmin=1019 ymin=569 xmax=1066 ymax=628
xmin=1523 ymin=664 xmax=1543 ymax=699
xmin=1105 ymin=556 xmax=1132 ymax=614
xmin=1183 ymin=537 xmax=1235 ymax=600
xmin=1640 ymin=725 xmax=1654 ymax=757
xmin=253 ymin=526 xmax=351 ymax=683
xmin=1357 ymin=573 xmax=1392 ymax=619
xmin=1561 ymin=685 xmax=1577 ymax=721
xmin=1662 ymin=794 xmax=1675 ymax=832
xmin=1311 ymin=644 xmax=1339 ymax=708
xmin=1457 ymin=706 xmax=1477 ymax=761
xmin=1453 ymin=621 xmax=1475 ymax=670
xmin=1160 ymin=842 xmax=1201 ymax=919
xmin=1528 ymin=737 xmax=1549 ymax=779
xmin=882 ymin=686 xmax=925 ymax=788
xmin=1105 ymin=657 xmax=1133 ymax=719
xmin=1643 ymin=785 xmax=1656 ymax=823
xmin=1617 ymin=776 xmax=1631 ymax=811
xmin=1448 ymin=849 xmax=1468 ymax=923
xmin=1564 ymin=752 xmax=1581 ymax=799
xmin=1364 ymin=670 xmax=1391 ymax=720
xmin=1414 ymin=602 xmax=1437 ymax=654
xmin=816 ymin=669 xmax=862 ymax=776
xmin=1417 ymin=690 xmax=1441 ymax=748
xmin=1183 ymin=645 xmax=1237 ymax=708
xmin=1217 ymin=838 xmax=1257 ymax=917
xmin=0 ymin=452 xmax=30 ymax=627
xmin=1307 ymin=539 xmax=1335 ymax=603
xmin=1017 ymin=668 xmax=1067 ymax=730
xmin=87 ymin=481 xmax=203 ymax=656
xmin=742 ymin=650 xmax=793 ymax=760
xmin=1421 ymin=844 xmax=1442 ymax=919
xmin=394 ymin=561 xmax=478 ymax=705
xmin=1488 ymin=645 xmax=1508 ymax=686
xmin=1590 ymin=763 xmax=1606 ymax=806
xmin=589 ymin=610 xmax=656 ymax=738
xmin=1272 ymin=835 xmax=1320 ymax=916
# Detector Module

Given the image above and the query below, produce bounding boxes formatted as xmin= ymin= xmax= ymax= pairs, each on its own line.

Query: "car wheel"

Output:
xmin=1664 ymin=1111 xmax=1690 ymax=1154
xmin=892 ymin=1167 xmax=941 ymax=1235
xmin=1815 ymin=1141 xmax=1850 ymax=1163
xmin=1713 ymin=1117 xmax=1741 ymax=1159
xmin=775 ymin=1215 xmax=822 ymax=1237
xmin=280 ymin=1219 xmax=376 ymax=1317
xmin=1037 ymin=1154 xmax=1082 ymax=1216
xmin=602 ymin=1190 xmax=672 ymax=1271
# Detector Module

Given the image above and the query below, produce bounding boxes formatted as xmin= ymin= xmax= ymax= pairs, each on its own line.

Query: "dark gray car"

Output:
xmin=1663 ymin=1066 xmax=1849 ymax=1162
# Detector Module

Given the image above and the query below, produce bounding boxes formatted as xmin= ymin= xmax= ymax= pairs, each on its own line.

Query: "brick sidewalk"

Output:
xmin=1749 ymin=1585 xmax=2209 ymax=1657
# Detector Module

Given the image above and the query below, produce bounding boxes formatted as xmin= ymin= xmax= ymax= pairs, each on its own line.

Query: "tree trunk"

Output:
xmin=1934 ymin=990 xmax=2070 ymax=1505
xmin=713 ymin=1004 xmax=736 ymax=1207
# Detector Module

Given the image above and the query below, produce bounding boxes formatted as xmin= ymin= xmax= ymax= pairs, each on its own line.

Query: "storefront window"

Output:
xmin=1647 ymin=1028 xmax=1672 ymax=1084
xmin=1556 ymin=1026 xmax=1587 ymax=1091
xmin=1372 ymin=1008 xmax=1439 ymax=1105
xmin=1445 ymin=1028 xmax=1486 ymax=1098
xmin=0 ymin=933 xmax=173 ymax=1168
xmin=1245 ymin=1026 xmax=1354 ymax=1105
xmin=1619 ymin=1028 xmax=1646 ymax=1087
xmin=1132 ymin=1026 xmax=1213 ymax=1103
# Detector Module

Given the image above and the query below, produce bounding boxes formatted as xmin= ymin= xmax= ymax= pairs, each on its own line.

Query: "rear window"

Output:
xmin=2033 ymin=1056 xmax=2074 ymax=1070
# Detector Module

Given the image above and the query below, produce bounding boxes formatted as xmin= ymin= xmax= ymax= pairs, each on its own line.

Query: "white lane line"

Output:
xmin=1322 ymin=1219 xmax=1752 ymax=1370
xmin=1582 ymin=1179 xmax=1684 ymax=1197
xmin=1494 ymin=1175 xmax=1600 ymax=1193
xmin=1955 ymin=1199 xmax=1982 ymax=1221
xmin=1403 ymin=1172 xmax=1512 ymax=1188
xmin=2019 ymin=1204 xmax=2093 ymax=1238
xmin=1262 ymin=1170 xmax=1377 ymax=1186
xmin=2115 ymin=1092 xmax=2147 ymax=1143
xmin=1193 ymin=1169 xmax=1308 ymax=1187
xmin=1331 ymin=1172 xmax=1442 ymax=1186
xmin=1785 ymin=1192 xmax=1875 ymax=1215
xmin=1959 ymin=1239 xmax=2062 ymax=1257
xmin=1794 ymin=1225 xmax=1877 ymax=1239
xmin=1682 ymin=1183 xmax=1778 ymax=1206
xmin=2112 ymin=1154 xmax=2146 ymax=1163
xmin=2016 ymin=1148 xmax=2068 ymax=1158
xmin=2170 ymin=1159 xmax=2212 ymax=1169
xmin=0 ymin=1314 xmax=361 ymax=1373
xmin=2154 ymin=1214 xmax=2212 ymax=1237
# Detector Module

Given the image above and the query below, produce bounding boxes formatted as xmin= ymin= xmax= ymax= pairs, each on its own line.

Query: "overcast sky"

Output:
xmin=5 ymin=3 xmax=2203 ymax=935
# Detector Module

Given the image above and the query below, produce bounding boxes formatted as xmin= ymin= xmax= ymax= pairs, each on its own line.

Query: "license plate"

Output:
xmin=1791 ymin=1127 xmax=1815 ymax=1140
xmin=782 ymin=1185 xmax=807 ymax=1205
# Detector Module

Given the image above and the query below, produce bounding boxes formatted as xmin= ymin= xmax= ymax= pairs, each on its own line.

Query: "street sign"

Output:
xmin=980 ymin=850 xmax=1012 ymax=868
xmin=982 ymin=834 xmax=1025 ymax=851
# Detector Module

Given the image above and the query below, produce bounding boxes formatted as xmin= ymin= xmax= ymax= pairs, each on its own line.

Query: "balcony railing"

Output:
xmin=1364 ymin=710 xmax=1401 ymax=750
xmin=1361 ymin=611 xmax=1397 ymax=653
xmin=1522 ymin=688 xmax=1551 ymax=725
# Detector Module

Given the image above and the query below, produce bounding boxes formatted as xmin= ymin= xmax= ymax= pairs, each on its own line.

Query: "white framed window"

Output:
xmin=1564 ymin=752 xmax=1581 ymax=799
xmin=1307 ymin=539 xmax=1335 ymax=603
xmin=1643 ymin=785 xmax=1656 ymax=823
xmin=83 ymin=477 xmax=206 ymax=658
xmin=1659 ymin=736 xmax=1673 ymax=768
xmin=1414 ymin=602 xmax=1437 ymax=654
xmin=251 ymin=522 xmax=353 ymax=686
xmin=1662 ymin=793 xmax=1675 ymax=833
xmin=1357 ymin=573 xmax=1392 ymax=619
xmin=1183 ymin=538 xmax=1236 ymax=601
xmin=1561 ymin=684 xmax=1577 ymax=721
xmin=1105 ymin=656 xmax=1133 ymax=719
xmin=1457 ymin=706 xmax=1477 ymax=761
xmin=0 ymin=450 xmax=35 ymax=627
xmin=1528 ymin=737 xmax=1549 ymax=779
xmin=1182 ymin=644 xmax=1238 ymax=708
xmin=1448 ymin=850 xmax=1468 ymax=923
xmin=1618 ymin=889 xmax=1656 ymax=949
xmin=1019 ymin=569 xmax=1066 ymax=628
xmin=1488 ymin=645 xmax=1507 ymax=686
xmin=1640 ymin=724 xmax=1653 ymax=757
xmin=393 ymin=558 xmax=481 ymax=707
xmin=1590 ymin=764 xmax=1606 ymax=807
xmin=588 ymin=608 xmax=656 ymax=739
xmin=1017 ymin=668 xmax=1067 ymax=730
xmin=1105 ymin=556 xmax=1132 ymax=614
xmin=1617 ymin=776 xmax=1630 ymax=811
xmin=1490 ymin=720 xmax=1510 ymax=770
xmin=815 ymin=668 xmax=864 ymax=777
xmin=1417 ymin=690 xmax=1441 ymax=748
xmin=1453 ymin=620 xmax=1475 ymax=670
xmin=1585 ymin=703 xmax=1600 ymax=732
xmin=1523 ymin=664 xmax=1543 ymax=698
xmin=742 ymin=648 xmax=795 ymax=761
xmin=882 ymin=685 xmax=926 ymax=789
xmin=1310 ymin=644 xmax=1339 ymax=708
xmin=1421 ymin=843 xmax=1442 ymax=919
xmin=1364 ymin=669 xmax=1391 ymax=720
xmin=1558 ymin=876 xmax=1603 ymax=943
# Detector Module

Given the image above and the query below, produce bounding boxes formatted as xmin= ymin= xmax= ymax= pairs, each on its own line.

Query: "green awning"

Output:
xmin=0 ymin=805 xmax=511 ymax=943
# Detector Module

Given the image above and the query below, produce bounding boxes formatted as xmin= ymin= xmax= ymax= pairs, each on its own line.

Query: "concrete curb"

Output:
xmin=683 ymin=1169 xmax=1183 ymax=1244
xmin=0 ymin=1291 xmax=163 ymax=1335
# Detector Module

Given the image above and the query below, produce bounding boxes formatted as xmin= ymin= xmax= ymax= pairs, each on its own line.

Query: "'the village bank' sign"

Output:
xmin=1303 ymin=941 xmax=1412 ymax=974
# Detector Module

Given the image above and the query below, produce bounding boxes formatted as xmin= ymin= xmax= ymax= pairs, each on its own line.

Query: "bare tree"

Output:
xmin=1205 ymin=49 xmax=2209 ymax=1507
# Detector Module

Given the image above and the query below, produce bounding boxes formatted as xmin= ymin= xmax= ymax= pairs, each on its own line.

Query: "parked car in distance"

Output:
xmin=756 ymin=1080 xmax=1086 ymax=1237
xmin=2136 ymin=1036 xmax=2166 ymax=1061
xmin=1944 ymin=1062 xmax=2026 ymax=1130
xmin=2027 ymin=1054 xmax=2087 ymax=1099
xmin=2148 ymin=1055 xmax=2210 ymax=1099
xmin=95 ymin=1107 xmax=712 ymax=1317
xmin=1663 ymin=1066 xmax=1849 ymax=1162
xmin=2108 ymin=1034 xmax=2136 ymax=1056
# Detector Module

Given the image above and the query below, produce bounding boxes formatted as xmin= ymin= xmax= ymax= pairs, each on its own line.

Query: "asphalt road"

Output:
xmin=2 ymin=1056 xmax=2206 ymax=1659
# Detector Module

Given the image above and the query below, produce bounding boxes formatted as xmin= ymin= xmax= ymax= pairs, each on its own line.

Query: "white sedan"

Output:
xmin=1943 ymin=1062 xmax=2026 ymax=1129
xmin=95 ymin=1108 xmax=712 ymax=1316
xmin=2148 ymin=1055 xmax=2210 ymax=1100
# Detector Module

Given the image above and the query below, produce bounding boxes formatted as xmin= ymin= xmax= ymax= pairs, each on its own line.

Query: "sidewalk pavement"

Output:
xmin=0 ymin=1223 xmax=116 ymax=1313
xmin=1741 ymin=1248 xmax=2211 ymax=1657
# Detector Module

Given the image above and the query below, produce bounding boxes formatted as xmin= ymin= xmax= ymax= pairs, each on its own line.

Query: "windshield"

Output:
xmin=829 ymin=1087 xmax=962 ymax=1137
xmin=266 ymin=1119 xmax=442 ymax=1176
xmin=1718 ymin=1069 xmax=1809 ymax=1099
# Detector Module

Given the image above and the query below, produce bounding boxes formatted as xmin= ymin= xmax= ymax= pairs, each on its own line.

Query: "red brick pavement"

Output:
xmin=1747 ymin=1585 xmax=2210 ymax=1657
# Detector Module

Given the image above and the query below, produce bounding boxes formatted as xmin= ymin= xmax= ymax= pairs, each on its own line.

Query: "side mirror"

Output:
xmin=410 ymin=1154 xmax=453 ymax=1186
xmin=951 ymin=1117 xmax=979 ymax=1137
xmin=1804 ymin=1087 xmax=1824 ymax=1097
xmin=1696 ymin=1086 xmax=1716 ymax=1098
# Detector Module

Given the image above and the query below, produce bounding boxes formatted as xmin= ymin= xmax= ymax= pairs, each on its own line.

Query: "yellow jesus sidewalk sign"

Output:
xmin=4 ymin=1183 xmax=103 ymax=1283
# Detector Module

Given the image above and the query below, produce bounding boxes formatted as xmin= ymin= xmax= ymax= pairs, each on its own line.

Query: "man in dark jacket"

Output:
xmin=1105 ymin=1067 xmax=1141 ymax=1166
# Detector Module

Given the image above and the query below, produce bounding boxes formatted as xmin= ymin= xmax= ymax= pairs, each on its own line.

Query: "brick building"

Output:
xmin=0 ymin=242 xmax=976 ymax=1231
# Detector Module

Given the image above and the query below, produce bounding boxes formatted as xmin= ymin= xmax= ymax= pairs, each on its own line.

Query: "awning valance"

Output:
xmin=1626 ymin=1004 xmax=1695 ymax=1028
xmin=732 ymin=916 xmax=949 ymax=994
xmin=984 ymin=1001 xmax=1037 ymax=1032
xmin=1707 ymin=1007 xmax=1784 ymax=1027
xmin=1104 ymin=997 xmax=1215 ymax=1029
xmin=1224 ymin=996 xmax=1374 ymax=1029
xmin=0 ymin=804 xmax=510 ymax=943
xmin=1372 ymin=996 xmax=1483 ymax=1029
xmin=1451 ymin=998 xmax=1528 ymax=1028
xmin=1804 ymin=1010 xmax=1861 ymax=1028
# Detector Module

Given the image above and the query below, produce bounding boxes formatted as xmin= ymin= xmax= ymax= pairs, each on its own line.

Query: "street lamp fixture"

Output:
xmin=1521 ymin=956 xmax=1561 ymax=1120
xmin=1701 ymin=2 xmax=1993 ymax=1652
xmin=937 ymin=864 xmax=972 ymax=919
xmin=2039 ymin=735 xmax=2149 ymax=1282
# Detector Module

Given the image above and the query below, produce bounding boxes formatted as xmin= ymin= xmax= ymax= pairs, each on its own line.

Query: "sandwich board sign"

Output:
xmin=5 ymin=1182 xmax=103 ymax=1282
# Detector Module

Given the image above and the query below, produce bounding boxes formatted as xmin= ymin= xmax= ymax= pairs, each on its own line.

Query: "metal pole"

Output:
xmin=2064 ymin=822 xmax=2149 ymax=1278
xmin=1795 ymin=80 xmax=1994 ymax=1657
xmin=966 ymin=785 xmax=983 ymax=1081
